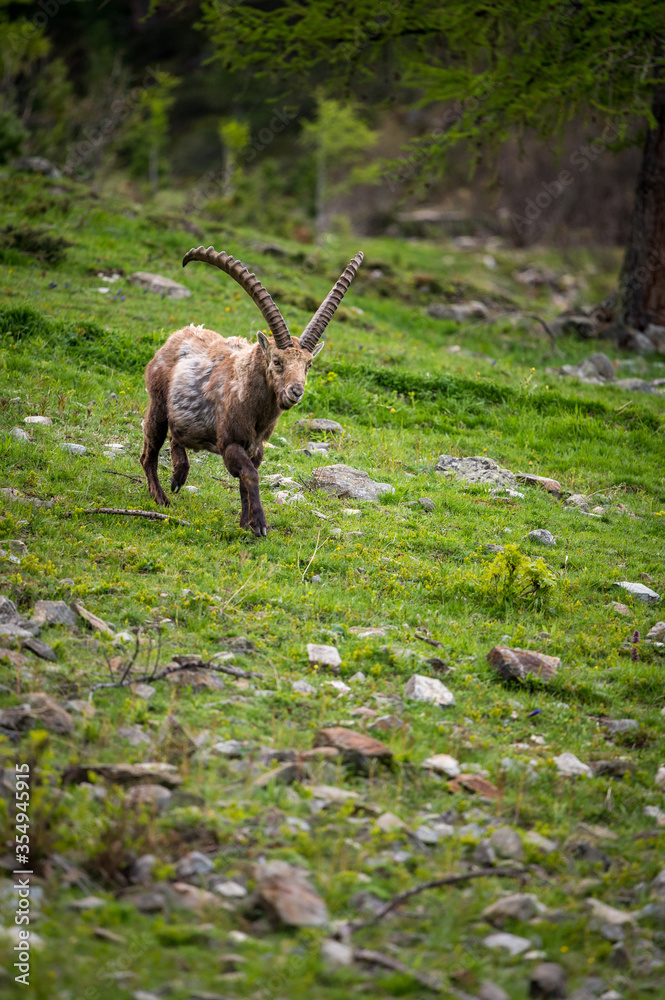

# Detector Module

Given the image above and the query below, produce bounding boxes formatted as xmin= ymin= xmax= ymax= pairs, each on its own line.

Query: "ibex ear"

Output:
xmin=257 ymin=331 xmax=270 ymax=355
xmin=311 ymin=342 xmax=325 ymax=359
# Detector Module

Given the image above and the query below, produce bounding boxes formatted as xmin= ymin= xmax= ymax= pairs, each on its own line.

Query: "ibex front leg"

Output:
xmin=223 ymin=443 xmax=267 ymax=536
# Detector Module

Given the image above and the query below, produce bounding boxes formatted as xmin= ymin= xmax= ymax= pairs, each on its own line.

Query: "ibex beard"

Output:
xmin=140 ymin=245 xmax=363 ymax=536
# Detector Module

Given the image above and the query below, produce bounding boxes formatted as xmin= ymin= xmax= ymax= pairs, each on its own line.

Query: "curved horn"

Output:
xmin=183 ymin=245 xmax=293 ymax=350
xmin=298 ymin=251 xmax=364 ymax=353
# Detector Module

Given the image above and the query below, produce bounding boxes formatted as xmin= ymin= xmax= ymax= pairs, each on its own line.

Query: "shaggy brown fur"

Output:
xmin=140 ymin=246 xmax=362 ymax=536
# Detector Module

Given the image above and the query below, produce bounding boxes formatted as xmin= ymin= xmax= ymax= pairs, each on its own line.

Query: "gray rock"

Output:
xmin=489 ymin=826 xmax=524 ymax=861
xmin=588 ymin=353 xmax=616 ymax=380
xmin=117 ymin=725 xmax=152 ymax=746
xmin=214 ymin=879 xmax=247 ymax=899
xmin=404 ymin=673 xmax=455 ymax=706
xmin=254 ymin=859 xmax=328 ymax=927
xmin=320 ymin=938 xmax=354 ymax=968
xmin=646 ymin=622 xmax=665 ymax=641
xmin=312 ymin=463 xmax=393 ymax=501
xmin=524 ymin=830 xmax=558 ymax=854
xmin=613 ymin=581 xmax=660 ymax=604
xmin=488 ymin=645 xmax=560 ymax=683
xmin=420 ymin=753 xmax=461 ymax=778
xmin=134 ymin=683 xmax=156 ymax=700
xmin=307 ymin=642 xmax=341 ymax=670
xmin=479 ymin=984 xmax=510 ymax=1000
xmin=609 ymin=942 xmax=629 ymax=967
xmin=22 ymin=636 xmax=56 ymax=660
xmin=297 ymin=418 xmax=343 ymax=433
xmin=615 ymin=377 xmax=654 ymax=391
xmin=473 ymin=840 xmax=497 ymax=866
xmin=128 ymin=272 xmax=191 ymax=299
xmin=128 ymin=854 xmax=157 ymax=885
xmin=529 ymin=962 xmax=568 ymax=998
xmin=212 ymin=739 xmax=247 ymax=758
xmin=31 ymin=600 xmax=78 ymax=628
xmin=650 ymin=868 xmax=665 ymax=899
xmin=418 ymin=496 xmax=435 ymax=511
xmin=427 ymin=300 xmax=490 ymax=321
xmin=15 ymin=156 xmax=62 ymax=178
xmin=603 ymin=719 xmax=638 ymax=734
xmin=24 ymin=415 xmax=52 ymax=425
xmin=303 ymin=441 xmax=331 ymax=456
xmin=292 ymin=679 xmax=316 ymax=695
xmin=435 ymin=454 xmax=516 ymax=488
xmin=61 ymin=442 xmax=86 ymax=456
xmin=552 ymin=314 xmax=596 ymax=339
xmin=483 ymin=931 xmax=531 ymax=956
xmin=414 ymin=824 xmax=440 ymax=845
xmin=529 ymin=529 xmax=556 ymax=547
xmin=553 ymin=752 xmax=592 ymax=777
xmin=485 ymin=544 xmax=505 ymax=553
xmin=175 ymin=850 xmax=215 ymax=879
xmin=10 ymin=427 xmax=30 ymax=442
xmin=483 ymin=892 xmax=540 ymax=926
xmin=126 ymin=784 xmax=172 ymax=811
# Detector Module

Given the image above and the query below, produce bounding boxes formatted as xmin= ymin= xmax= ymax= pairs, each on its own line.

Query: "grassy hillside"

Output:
xmin=0 ymin=170 xmax=664 ymax=1000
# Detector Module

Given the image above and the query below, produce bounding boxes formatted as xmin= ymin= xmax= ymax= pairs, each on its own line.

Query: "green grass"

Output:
xmin=0 ymin=169 xmax=664 ymax=1000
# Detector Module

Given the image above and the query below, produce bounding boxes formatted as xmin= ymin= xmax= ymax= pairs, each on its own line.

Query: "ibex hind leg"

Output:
xmin=140 ymin=402 xmax=170 ymax=506
xmin=170 ymin=441 xmax=190 ymax=493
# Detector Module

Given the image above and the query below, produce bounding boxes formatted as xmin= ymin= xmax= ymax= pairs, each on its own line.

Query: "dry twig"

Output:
xmin=82 ymin=507 xmax=190 ymax=526
xmin=351 ymin=866 xmax=524 ymax=932
xmin=353 ymin=950 xmax=444 ymax=994
xmin=88 ymin=659 xmax=261 ymax=699
xmin=101 ymin=470 xmax=143 ymax=484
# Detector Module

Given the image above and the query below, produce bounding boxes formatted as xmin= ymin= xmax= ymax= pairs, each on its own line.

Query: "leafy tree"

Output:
xmin=200 ymin=0 xmax=665 ymax=331
xmin=300 ymin=95 xmax=378 ymax=237
xmin=218 ymin=117 xmax=250 ymax=196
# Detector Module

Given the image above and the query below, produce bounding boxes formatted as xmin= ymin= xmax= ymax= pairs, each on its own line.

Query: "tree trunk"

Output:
xmin=620 ymin=83 xmax=665 ymax=330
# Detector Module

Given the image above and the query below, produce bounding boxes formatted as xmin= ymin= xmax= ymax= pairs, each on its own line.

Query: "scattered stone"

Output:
xmin=554 ymin=752 xmax=592 ymax=777
xmin=610 ymin=602 xmax=632 ymax=617
xmin=327 ymin=679 xmax=351 ymax=695
xmin=176 ymin=851 xmax=215 ymax=879
xmin=63 ymin=762 xmax=181 ymax=788
xmin=592 ymin=760 xmax=635 ymax=779
xmin=586 ymin=898 xmax=635 ymax=926
xmin=307 ymin=642 xmax=341 ymax=671
xmin=134 ymin=683 xmax=156 ymax=700
xmin=28 ymin=693 xmax=74 ymax=734
xmin=292 ymin=679 xmax=316 ymax=695
xmin=483 ymin=893 xmax=541 ymax=926
xmin=348 ymin=671 xmax=366 ymax=683
xmin=24 ymin=415 xmax=52 ymax=425
xmin=487 ymin=646 xmax=560 ymax=683
xmin=418 ymin=496 xmax=435 ymax=511
xmin=489 ymin=826 xmax=524 ymax=861
xmin=427 ymin=300 xmax=490 ymax=321
xmin=253 ymin=859 xmax=328 ymax=927
xmin=320 ymin=938 xmax=354 ymax=968
xmin=414 ymin=824 xmax=440 ymax=845
xmin=404 ymin=673 xmax=455 ymax=706
xmin=529 ymin=962 xmax=568 ymax=998
xmin=529 ymin=529 xmax=556 ymax=547
xmin=166 ymin=668 xmax=224 ymax=692
xmin=126 ymin=784 xmax=172 ymax=810
xmin=308 ymin=784 xmax=360 ymax=804
xmin=118 ymin=725 xmax=152 ymax=746
xmin=483 ymin=931 xmax=531 ymax=956
xmin=128 ymin=272 xmax=191 ymax=299
xmin=31 ymin=600 xmax=78 ymax=628
xmin=10 ymin=427 xmax=30 ymax=442
xmin=376 ymin=811 xmax=407 ymax=832
xmin=420 ymin=753 xmax=461 ymax=778
xmin=603 ymin=719 xmax=638 ymax=734
xmin=655 ymin=765 xmax=665 ymax=788
xmin=647 ymin=622 xmax=665 ymax=641
xmin=313 ymin=727 xmax=392 ymax=767
xmin=65 ymin=699 xmax=96 ymax=718
xmin=74 ymin=602 xmax=115 ymax=635
xmin=120 ymin=889 xmax=166 ymax=913
xmin=613 ymin=581 xmax=660 ymax=604
xmin=0 ymin=487 xmax=53 ymax=508
xmin=212 ymin=739 xmax=247 ymax=758
xmin=128 ymin=855 xmax=156 ymax=885
xmin=516 ymin=473 xmax=563 ymax=497
xmin=303 ymin=441 xmax=331 ymax=455
xmin=15 ymin=155 xmax=62 ymax=178
xmin=435 ymin=454 xmax=516 ymax=488
xmin=253 ymin=762 xmax=306 ymax=787
xmin=296 ymin=418 xmax=343 ymax=433
xmin=368 ymin=714 xmax=406 ymax=731
xmin=171 ymin=881 xmax=222 ymax=912
xmin=485 ymin=544 xmax=505 ymax=554
xmin=449 ymin=773 xmax=501 ymax=800
xmin=61 ymin=442 xmax=86 ymax=456
xmin=214 ymin=880 xmax=247 ymax=899
xmin=312 ymin=464 xmax=393 ymax=501
xmin=479 ymin=984 xmax=510 ymax=1000
xmin=67 ymin=895 xmax=107 ymax=910
xmin=0 ymin=705 xmax=33 ymax=731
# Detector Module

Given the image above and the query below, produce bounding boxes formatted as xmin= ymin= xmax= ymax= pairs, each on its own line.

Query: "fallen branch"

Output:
xmin=82 ymin=507 xmax=190 ymax=526
xmin=101 ymin=470 xmax=143 ymax=484
xmin=522 ymin=311 xmax=562 ymax=356
xmin=354 ymin=949 xmax=444 ymax=995
xmin=351 ymin=866 xmax=524 ymax=932
xmin=414 ymin=632 xmax=443 ymax=649
xmin=88 ymin=659 xmax=261 ymax=699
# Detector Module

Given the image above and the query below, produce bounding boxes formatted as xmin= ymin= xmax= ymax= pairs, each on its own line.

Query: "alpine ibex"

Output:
xmin=140 ymin=245 xmax=363 ymax=536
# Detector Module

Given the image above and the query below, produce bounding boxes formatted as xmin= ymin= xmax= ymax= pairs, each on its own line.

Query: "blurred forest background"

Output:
xmin=0 ymin=0 xmax=648 ymax=251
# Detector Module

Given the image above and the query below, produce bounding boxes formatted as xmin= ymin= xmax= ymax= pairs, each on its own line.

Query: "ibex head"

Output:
xmin=183 ymin=245 xmax=363 ymax=410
